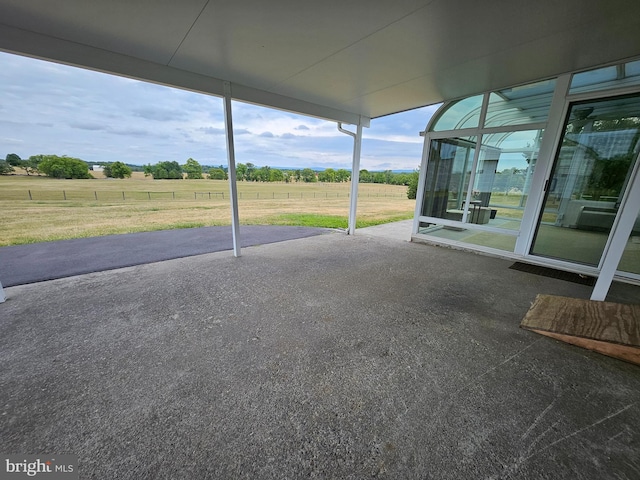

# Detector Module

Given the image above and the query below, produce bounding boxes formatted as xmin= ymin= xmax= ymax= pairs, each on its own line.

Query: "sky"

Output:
xmin=0 ymin=51 xmax=440 ymax=171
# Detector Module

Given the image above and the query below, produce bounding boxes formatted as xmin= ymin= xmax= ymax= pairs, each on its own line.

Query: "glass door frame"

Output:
xmin=413 ymin=69 xmax=640 ymax=297
xmin=519 ymin=75 xmax=640 ymax=282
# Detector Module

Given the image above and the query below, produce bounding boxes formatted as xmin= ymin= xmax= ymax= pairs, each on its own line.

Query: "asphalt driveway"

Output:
xmin=0 ymin=225 xmax=330 ymax=287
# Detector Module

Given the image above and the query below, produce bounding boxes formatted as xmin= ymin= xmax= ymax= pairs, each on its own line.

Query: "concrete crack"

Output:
xmin=523 ymin=403 xmax=636 ymax=462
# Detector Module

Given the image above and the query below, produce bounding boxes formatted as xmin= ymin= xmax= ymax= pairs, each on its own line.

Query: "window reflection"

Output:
xmin=531 ymin=94 xmax=640 ymax=265
xmin=422 ymin=131 xmax=542 ymax=231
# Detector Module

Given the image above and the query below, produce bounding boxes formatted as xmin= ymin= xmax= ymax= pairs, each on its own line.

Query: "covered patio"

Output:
xmin=1 ymin=229 xmax=639 ymax=478
xmin=1 ymin=1 xmax=640 ymax=300
xmin=1 ymin=1 xmax=640 ymax=477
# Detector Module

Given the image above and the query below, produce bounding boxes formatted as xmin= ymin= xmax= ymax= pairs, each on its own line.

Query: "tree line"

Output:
xmin=142 ymin=160 xmax=349 ymax=183
xmin=138 ymin=158 xmax=419 ymax=189
xmin=2 ymin=153 xmax=419 ymax=198
xmin=1 ymin=154 xmax=139 ymax=179
xmin=1 ymin=154 xmax=96 ymax=179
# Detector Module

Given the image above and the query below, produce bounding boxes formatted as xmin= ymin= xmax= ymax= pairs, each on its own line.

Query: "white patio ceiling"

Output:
xmin=1 ymin=0 xmax=640 ymax=125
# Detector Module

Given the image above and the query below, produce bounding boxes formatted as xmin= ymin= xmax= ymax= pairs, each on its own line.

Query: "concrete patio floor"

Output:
xmin=1 ymin=227 xmax=639 ymax=479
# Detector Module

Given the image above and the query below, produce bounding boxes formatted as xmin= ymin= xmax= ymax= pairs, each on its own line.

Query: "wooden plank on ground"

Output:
xmin=521 ymin=294 xmax=640 ymax=365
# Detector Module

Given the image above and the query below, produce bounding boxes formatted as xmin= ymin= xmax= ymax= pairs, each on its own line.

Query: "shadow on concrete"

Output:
xmin=1 ymin=232 xmax=639 ymax=479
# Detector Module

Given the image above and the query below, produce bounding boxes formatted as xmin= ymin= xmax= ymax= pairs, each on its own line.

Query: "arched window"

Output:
xmin=428 ymin=79 xmax=556 ymax=132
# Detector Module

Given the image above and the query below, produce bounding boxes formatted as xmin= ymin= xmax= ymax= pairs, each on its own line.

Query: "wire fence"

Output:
xmin=1 ymin=189 xmax=408 ymax=202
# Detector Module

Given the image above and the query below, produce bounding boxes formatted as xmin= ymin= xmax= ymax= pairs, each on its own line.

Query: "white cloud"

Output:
xmin=0 ymin=51 xmax=438 ymax=170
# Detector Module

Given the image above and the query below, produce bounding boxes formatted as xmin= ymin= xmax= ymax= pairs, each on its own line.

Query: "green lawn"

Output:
xmin=0 ymin=173 xmax=415 ymax=246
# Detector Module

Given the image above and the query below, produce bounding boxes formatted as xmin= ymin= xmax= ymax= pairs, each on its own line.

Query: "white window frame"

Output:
xmin=413 ymin=69 xmax=640 ymax=285
xmin=414 ymin=92 xmax=552 ymax=241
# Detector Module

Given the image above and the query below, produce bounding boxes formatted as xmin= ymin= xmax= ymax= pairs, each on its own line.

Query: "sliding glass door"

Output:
xmin=530 ymin=94 xmax=640 ymax=266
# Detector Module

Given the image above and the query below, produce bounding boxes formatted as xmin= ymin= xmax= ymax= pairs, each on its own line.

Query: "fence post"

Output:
xmin=28 ymin=190 xmax=32 ymax=200
xmin=209 ymin=192 xmax=211 ymax=199
xmin=63 ymin=190 xmax=66 ymax=200
xmin=94 ymin=191 xmax=98 ymax=200
xmin=122 ymin=191 xmax=125 ymax=200
xmin=148 ymin=192 xmax=151 ymax=200
xmin=194 ymin=192 xmax=197 ymax=199
xmin=173 ymin=192 xmax=175 ymax=200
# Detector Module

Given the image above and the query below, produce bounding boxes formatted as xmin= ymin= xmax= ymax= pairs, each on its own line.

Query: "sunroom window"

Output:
xmin=429 ymin=79 xmax=555 ymax=132
xmin=484 ymin=80 xmax=555 ymax=127
xmin=419 ymin=78 xmax=554 ymax=252
xmin=430 ymin=95 xmax=483 ymax=131
xmin=570 ymin=60 xmax=640 ymax=94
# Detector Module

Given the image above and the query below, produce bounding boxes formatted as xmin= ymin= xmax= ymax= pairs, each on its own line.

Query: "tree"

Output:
xmin=23 ymin=156 xmax=42 ymax=176
xmin=355 ymin=169 xmax=411 ymax=185
xmin=0 ymin=160 xmax=14 ymax=175
xmin=269 ymin=168 xmax=284 ymax=182
xmin=167 ymin=161 xmax=183 ymax=179
xmin=585 ymin=154 xmax=632 ymax=199
xmin=301 ymin=168 xmax=317 ymax=183
xmin=372 ymin=171 xmax=386 ymax=184
xmin=359 ymin=169 xmax=372 ymax=183
xmin=252 ymin=165 xmax=269 ymax=182
xmin=182 ymin=158 xmax=203 ymax=179
xmin=5 ymin=153 xmax=22 ymax=166
xmin=407 ymin=170 xmax=419 ymax=199
xmin=336 ymin=169 xmax=350 ymax=182
xmin=209 ymin=168 xmax=226 ymax=180
xmin=38 ymin=155 xmax=92 ymax=179
xmin=104 ymin=161 xmax=132 ymax=179
xmin=494 ymin=167 xmax=525 ymax=193
xmin=3 ymin=152 xmax=39 ymax=175
xmin=236 ymin=163 xmax=247 ymax=181
xmin=146 ymin=161 xmax=183 ymax=179
xmin=318 ymin=168 xmax=336 ymax=182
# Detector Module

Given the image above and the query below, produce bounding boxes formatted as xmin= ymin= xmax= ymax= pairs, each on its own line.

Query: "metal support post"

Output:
xmin=338 ymin=122 xmax=363 ymax=235
xmin=591 ymin=156 xmax=640 ymax=301
xmin=223 ymin=81 xmax=241 ymax=257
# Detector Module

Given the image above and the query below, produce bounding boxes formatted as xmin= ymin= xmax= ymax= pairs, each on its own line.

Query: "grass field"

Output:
xmin=0 ymin=172 xmax=415 ymax=246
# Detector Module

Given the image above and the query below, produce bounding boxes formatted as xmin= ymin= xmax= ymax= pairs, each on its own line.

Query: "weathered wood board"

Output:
xmin=520 ymin=294 xmax=640 ymax=365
